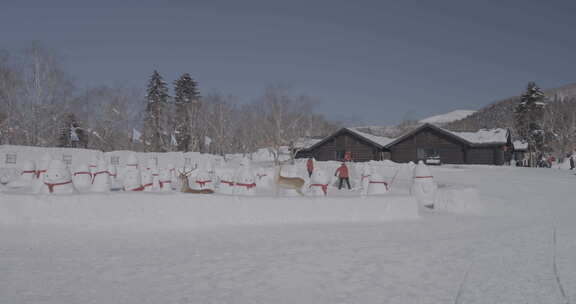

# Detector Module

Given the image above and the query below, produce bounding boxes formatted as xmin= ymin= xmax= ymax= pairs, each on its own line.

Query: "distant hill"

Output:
xmin=445 ymin=82 xmax=576 ymax=132
xmin=419 ymin=110 xmax=476 ymax=125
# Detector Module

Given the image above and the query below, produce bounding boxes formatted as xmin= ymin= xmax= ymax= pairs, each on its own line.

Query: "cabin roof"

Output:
xmin=384 ymin=123 xmax=510 ymax=148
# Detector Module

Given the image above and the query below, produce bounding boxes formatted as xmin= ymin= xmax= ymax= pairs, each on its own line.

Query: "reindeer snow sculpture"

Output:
xmin=178 ymin=168 xmax=214 ymax=194
xmin=274 ymin=165 xmax=305 ymax=196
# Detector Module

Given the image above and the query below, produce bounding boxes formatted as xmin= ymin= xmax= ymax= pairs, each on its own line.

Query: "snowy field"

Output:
xmin=1 ymin=165 xmax=575 ymax=303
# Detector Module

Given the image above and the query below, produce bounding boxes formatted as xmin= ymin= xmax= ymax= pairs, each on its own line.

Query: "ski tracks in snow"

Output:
xmin=553 ymin=226 xmax=570 ymax=304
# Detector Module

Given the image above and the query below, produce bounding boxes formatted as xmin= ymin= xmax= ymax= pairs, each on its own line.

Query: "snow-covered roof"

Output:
xmin=448 ymin=128 xmax=509 ymax=144
xmin=346 ymin=128 xmax=396 ymax=147
xmin=293 ymin=137 xmax=322 ymax=149
xmin=384 ymin=123 xmax=510 ymax=148
xmin=513 ymin=141 xmax=528 ymax=150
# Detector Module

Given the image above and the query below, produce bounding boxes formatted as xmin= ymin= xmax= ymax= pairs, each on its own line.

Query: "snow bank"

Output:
xmin=434 ymin=186 xmax=482 ymax=214
xmin=0 ymin=193 xmax=418 ymax=229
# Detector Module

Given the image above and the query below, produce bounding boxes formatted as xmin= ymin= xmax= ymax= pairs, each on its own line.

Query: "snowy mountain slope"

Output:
xmin=445 ymin=82 xmax=576 ymax=131
xmin=419 ymin=110 xmax=476 ymax=124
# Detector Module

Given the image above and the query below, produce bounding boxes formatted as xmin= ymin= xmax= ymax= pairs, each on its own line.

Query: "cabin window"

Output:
xmin=62 ymin=154 xmax=72 ymax=165
xmin=5 ymin=154 xmax=16 ymax=164
xmin=417 ymin=148 xmax=439 ymax=160
xmin=110 ymin=156 xmax=120 ymax=165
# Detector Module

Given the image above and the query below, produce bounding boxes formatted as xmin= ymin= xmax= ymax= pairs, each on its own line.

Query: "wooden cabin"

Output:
xmin=295 ymin=128 xmax=394 ymax=162
xmin=384 ymin=123 xmax=512 ymax=165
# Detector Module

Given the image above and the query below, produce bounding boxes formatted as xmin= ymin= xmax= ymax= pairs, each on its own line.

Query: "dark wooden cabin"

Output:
xmin=295 ymin=128 xmax=393 ymax=162
xmin=384 ymin=123 xmax=512 ymax=165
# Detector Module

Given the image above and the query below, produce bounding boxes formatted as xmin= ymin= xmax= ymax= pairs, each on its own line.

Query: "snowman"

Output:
xmin=216 ymin=168 xmax=235 ymax=194
xmin=123 ymin=167 xmax=144 ymax=191
xmin=410 ymin=161 xmax=437 ymax=209
xmin=108 ymin=164 xmax=122 ymax=191
xmin=7 ymin=160 xmax=37 ymax=190
xmin=33 ymin=153 xmax=53 ymax=192
xmin=88 ymin=155 xmax=99 ymax=175
xmin=194 ymin=165 xmax=214 ymax=191
xmin=39 ymin=159 xmax=75 ymax=194
xmin=166 ymin=163 xmax=179 ymax=190
xmin=72 ymin=164 xmax=93 ymax=190
xmin=309 ymin=168 xmax=329 ymax=196
xmin=158 ymin=167 xmax=174 ymax=192
xmin=91 ymin=158 xmax=111 ymax=192
xmin=359 ymin=164 xmax=372 ymax=196
xmin=367 ymin=170 xmax=389 ymax=195
xmin=141 ymin=158 xmax=160 ymax=191
xmin=234 ymin=160 xmax=256 ymax=196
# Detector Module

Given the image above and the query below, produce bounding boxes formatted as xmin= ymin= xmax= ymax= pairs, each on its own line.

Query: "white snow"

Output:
xmin=449 ymin=128 xmax=509 ymax=144
xmin=1 ymin=152 xmax=576 ymax=303
xmin=419 ymin=110 xmax=476 ymax=124
xmin=347 ymin=128 xmax=396 ymax=147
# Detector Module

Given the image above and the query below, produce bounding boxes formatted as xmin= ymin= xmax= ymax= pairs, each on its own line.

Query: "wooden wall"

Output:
xmin=390 ymin=128 xmax=466 ymax=164
xmin=297 ymin=131 xmax=382 ymax=162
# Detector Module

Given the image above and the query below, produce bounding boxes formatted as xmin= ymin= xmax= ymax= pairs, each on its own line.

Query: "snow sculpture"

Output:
xmin=194 ymin=167 xmax=214 ymax=191
xmin=33 ymin=153 xmax=53 ymax=192
xmin=72 ymin=164 xmax=92 ymax=189
xmin=367 ymin=171 xmax=389 ymax=195
xmin=234 ymin=160 xmax=256 ymax=196
xmin=88 ymin=155 xmax=99 ymax=175
xmin=123 ymin=167 xmax=143 ymax=191
xmin=410 ymin=161 xmax=437 ymax=208
xmin=309 ymin=168 xmax=329 ymax=196
xmin=108 ymin=164 xmax=122 ymax=191
xmin=91 ymin=158 xmax=111 ymax=192
xmin=141 ymin=158 xmax=160 ymax=191
xmin=158 ymin=167 xmax=173 ymax=192
xmin=217 ymin=169 xmax=235 ymax=194
xmin=39 ymin=159 xmax=75 ymax=194
xmin=7 ymin=160 xmax=37 ymax=189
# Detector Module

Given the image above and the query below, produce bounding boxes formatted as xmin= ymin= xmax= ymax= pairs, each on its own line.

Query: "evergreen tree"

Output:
xmin=58 ymin=113 xmax=88 ymax=148
xmin=514 ymin=81 xmax=546 ymax=165
xmin=173 ymin=73 xmax=201 ymax=151
xmin=142 ymin=70 xmax=170 ymax=152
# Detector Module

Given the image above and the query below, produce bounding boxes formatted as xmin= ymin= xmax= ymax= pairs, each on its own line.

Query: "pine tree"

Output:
xmin=514 ymin=81 xmax=546 ymax=165
xmin=173 ymin=73 xmax=201 ymax=151
xmin=142 ymin=70 xmax=170 ymax=152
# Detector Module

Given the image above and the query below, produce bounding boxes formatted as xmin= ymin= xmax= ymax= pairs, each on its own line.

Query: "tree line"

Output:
xmin=0 ymin=43 xmax=339 ymax=157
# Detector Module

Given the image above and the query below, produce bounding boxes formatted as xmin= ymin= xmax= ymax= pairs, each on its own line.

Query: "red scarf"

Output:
xmin=159 ymin=180 xmax=171 ymax=188
xmin=21 ymin=170 xmax=36 ymax=175
xmin=91 ymin=170 xmax=110 ymax=184
xmin=369 ymin=180 xmax=389 ymax=190
xmin=220 ymin=180 xmax=234 ymax=186
xmin=44 ymin=180 xmax=72 ymax=193
xmin=414 ymin=176 xmax=433 ymax=179
xmin=309 ymin=183 xmax=328 ymax=195
xmin=196 ymin=180 xmax=212 ymax=187
xmin=74 ymin=171 xmax=92 ymax=177
xmin=236 ymin=182 xmax=256 ymax=189
xmin=35 ymin=169 xmax=47 ymax=178
xmin=126 ymin=185 xmax=145 ymax=191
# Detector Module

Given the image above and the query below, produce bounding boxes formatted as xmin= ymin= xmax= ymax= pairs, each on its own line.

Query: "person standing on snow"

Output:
xmin=335 ymin=162 xmax=351 ymax=190
xmin=306 ymin=157 xmax=314 ymax=178
xmin=570 ymin=154 xmax=575 ymax=170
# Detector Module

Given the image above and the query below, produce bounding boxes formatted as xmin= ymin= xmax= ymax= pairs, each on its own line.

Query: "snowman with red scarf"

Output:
xmin=6 ymin=160 xmax=37 ymax=190
xmin=72 ymin=164 xmax=92 ymax=190
xmin=91 ymin=158 xmax=111 ymax=192
xmin=39 ymin=160 xmax=76 ymax=194
xmin=410 ymin=161 xmax=437 ymax=209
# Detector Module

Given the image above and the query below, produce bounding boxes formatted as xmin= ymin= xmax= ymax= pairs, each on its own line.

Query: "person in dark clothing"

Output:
xmin=335 ymin=162 xmax=351 ymax=190
xmin=570 ymin=155 xmax=575 ymax=170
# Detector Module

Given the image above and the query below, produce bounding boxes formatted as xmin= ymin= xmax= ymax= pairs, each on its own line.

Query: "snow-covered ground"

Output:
xmin=1 ymin=165 xmax=575 ymax=303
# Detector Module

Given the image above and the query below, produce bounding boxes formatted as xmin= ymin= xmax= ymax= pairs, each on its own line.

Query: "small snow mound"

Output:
xmin=434 ymin=186 xmax=482 ymax=214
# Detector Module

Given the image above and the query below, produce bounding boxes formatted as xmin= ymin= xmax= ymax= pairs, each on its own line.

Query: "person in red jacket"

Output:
xmin=306 ymin=157 xmax=314 ymax=178
xmin=335 ymin=162 xmax=351 ymax=190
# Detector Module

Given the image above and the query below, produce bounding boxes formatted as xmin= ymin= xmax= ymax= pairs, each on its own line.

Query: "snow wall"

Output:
xmin=0 ymin=193 xmax=419 ymax=229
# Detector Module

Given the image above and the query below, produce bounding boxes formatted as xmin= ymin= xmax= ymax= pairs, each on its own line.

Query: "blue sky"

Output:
xmin=2 ymin=0 xmax=575 ymax=124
